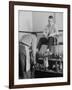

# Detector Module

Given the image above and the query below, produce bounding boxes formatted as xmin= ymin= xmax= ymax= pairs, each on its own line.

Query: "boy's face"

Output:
xmin=48 ymin=18 xmax=53 ymax=25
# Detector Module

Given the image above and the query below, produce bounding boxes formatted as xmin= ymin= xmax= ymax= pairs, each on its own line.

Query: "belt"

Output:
xmin=19 ymin=42 xmax=31 ymax=47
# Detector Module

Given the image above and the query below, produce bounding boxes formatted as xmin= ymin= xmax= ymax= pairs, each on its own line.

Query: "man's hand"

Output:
xmin=48 ymin=32 xmax=59 ymax=37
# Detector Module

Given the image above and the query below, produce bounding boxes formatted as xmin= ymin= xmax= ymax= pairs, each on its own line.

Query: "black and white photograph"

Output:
xmin=9 ymin=1 xmax=70 ymax=88
xmin=19 ymin=11 xmax=63 ymax=79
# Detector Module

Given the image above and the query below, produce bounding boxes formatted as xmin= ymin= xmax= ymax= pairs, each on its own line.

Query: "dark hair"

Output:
xmin=48 ymin=15 xmax=53 ymax=19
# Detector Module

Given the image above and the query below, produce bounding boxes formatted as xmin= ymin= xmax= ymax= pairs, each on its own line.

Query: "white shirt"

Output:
xmin=43 ymin=23 xmax=58 ymax=38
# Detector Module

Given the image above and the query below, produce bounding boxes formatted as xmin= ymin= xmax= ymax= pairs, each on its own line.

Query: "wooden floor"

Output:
xmin=35 ymin=70 xmax=63 ymax=78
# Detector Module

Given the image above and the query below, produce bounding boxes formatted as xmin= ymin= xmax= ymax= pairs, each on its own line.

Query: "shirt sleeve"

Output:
xmin=54 ymin=24 xmax=58 ymax=34
xmin=43 ymin=25 xmax=49 ymax=37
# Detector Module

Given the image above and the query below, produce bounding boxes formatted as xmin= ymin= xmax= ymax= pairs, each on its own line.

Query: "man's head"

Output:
xmin=48 ymin=15 xmax=54 ymax=25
